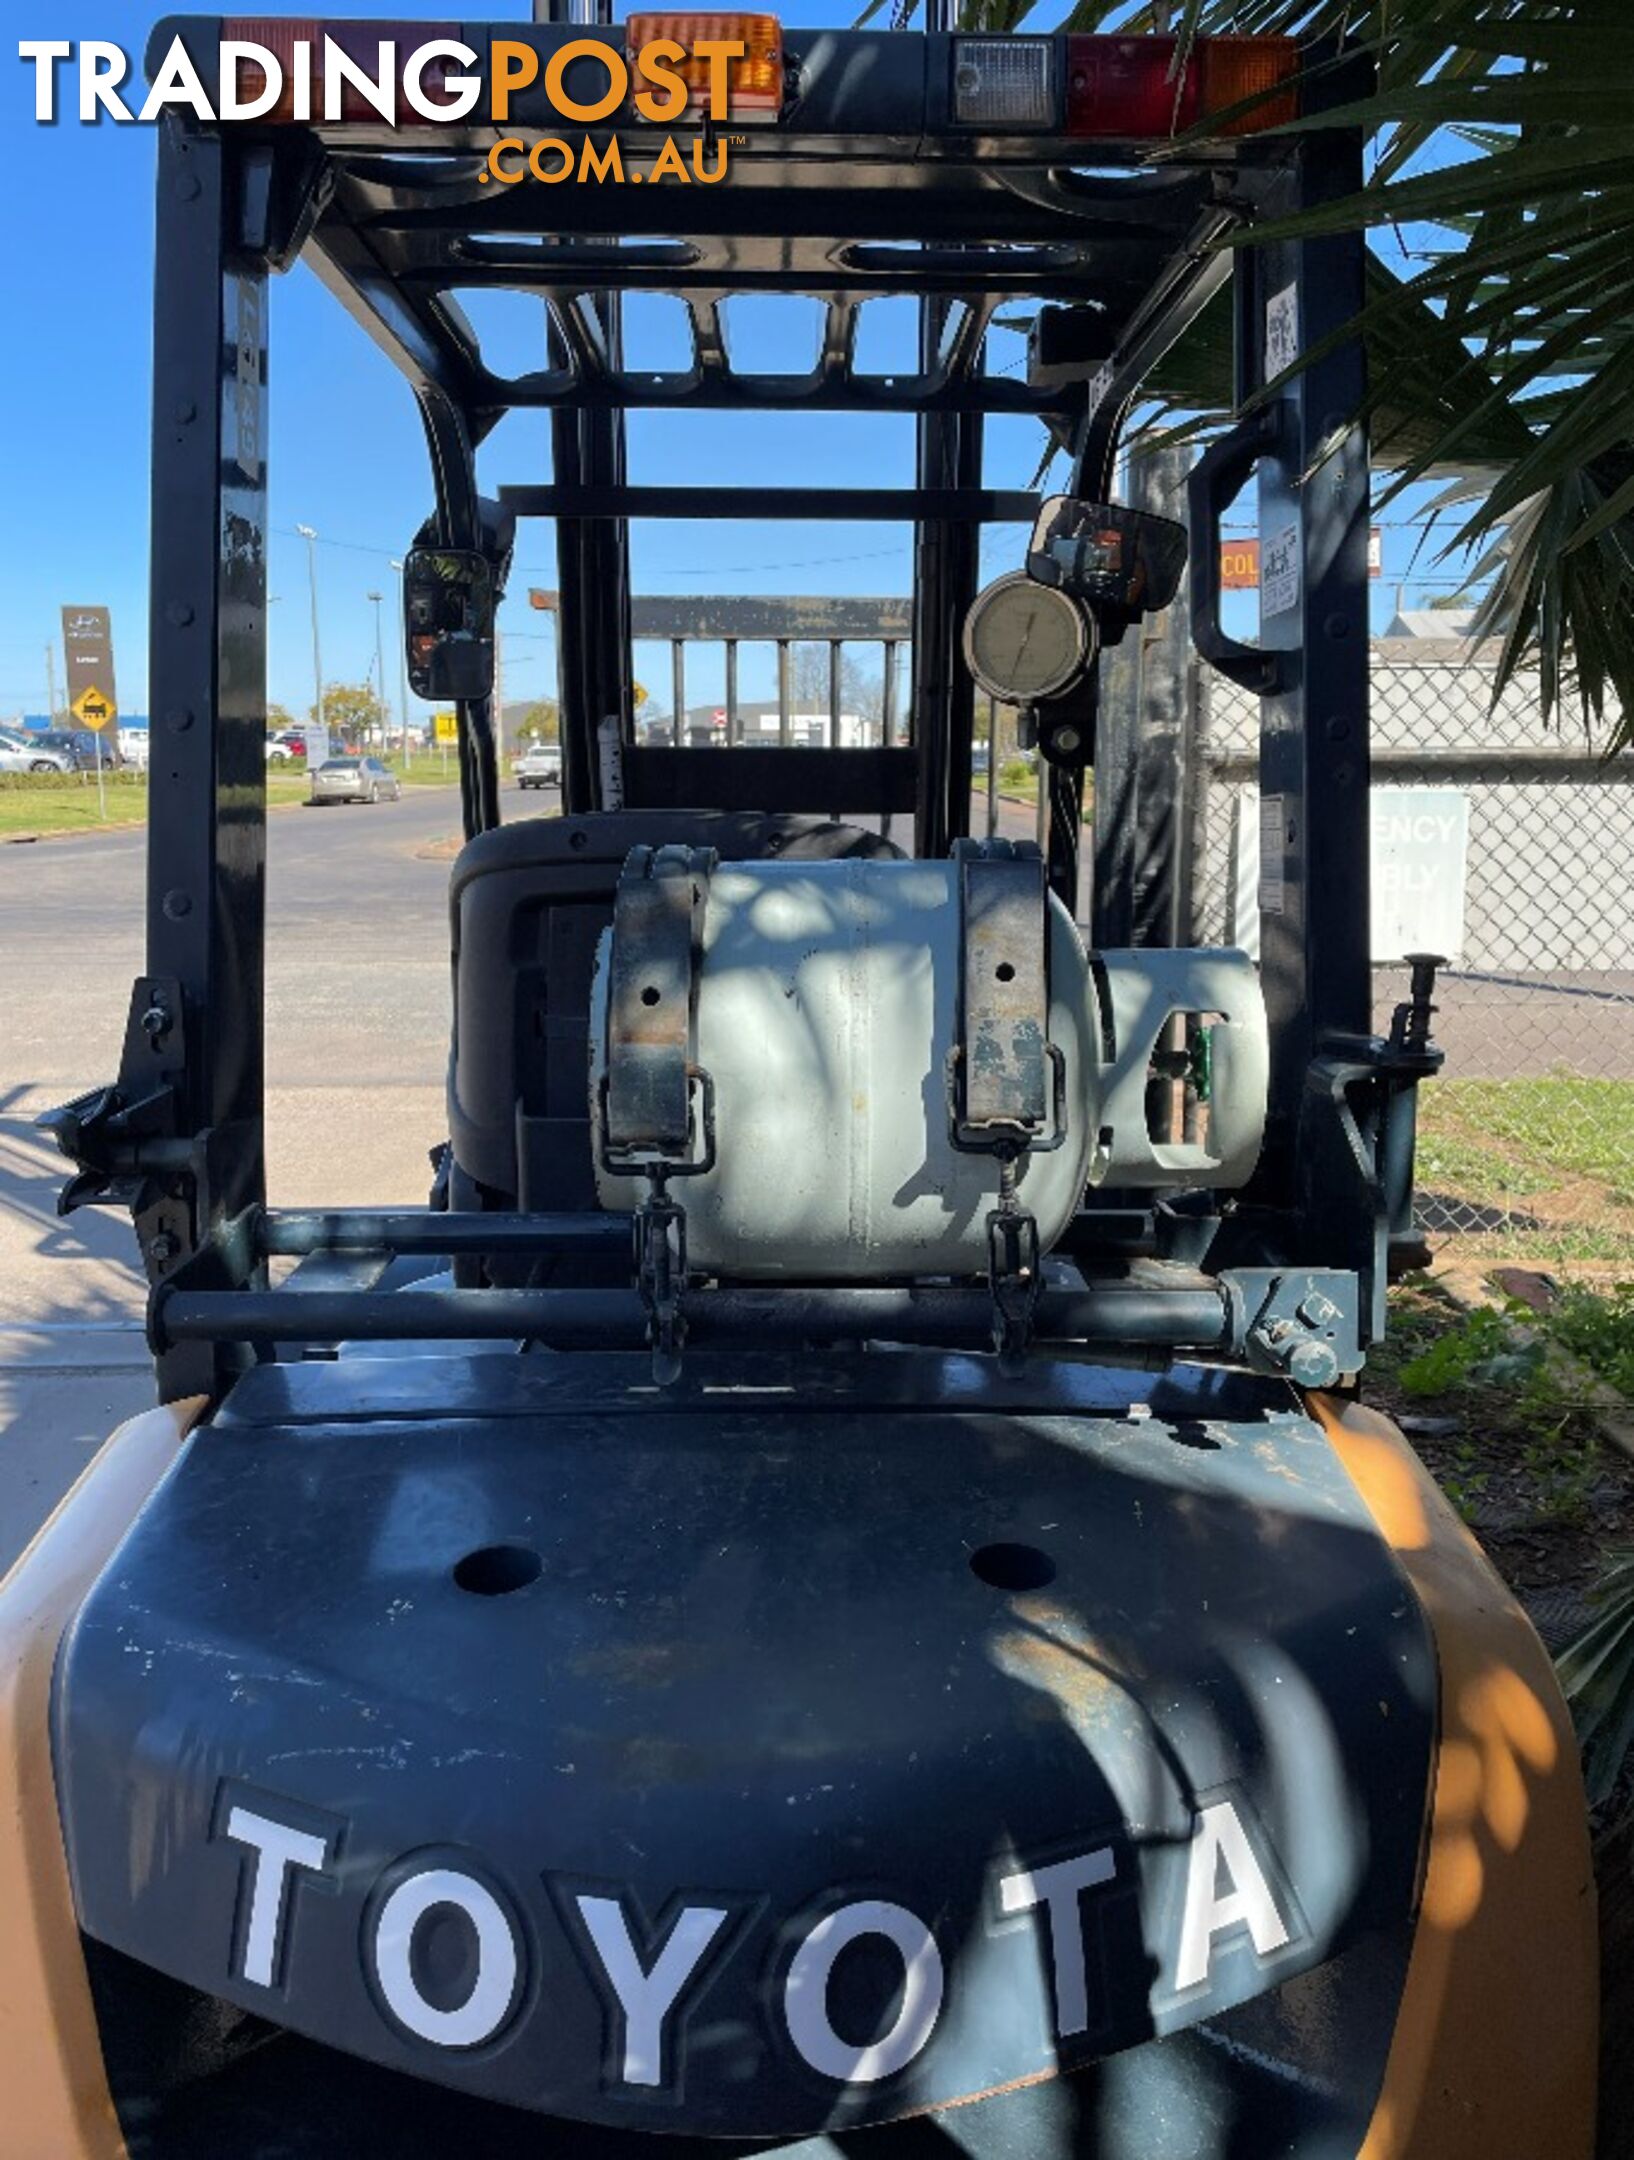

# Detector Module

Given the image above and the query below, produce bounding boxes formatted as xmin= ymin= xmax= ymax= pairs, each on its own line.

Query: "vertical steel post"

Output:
xmin=882 ymin=639 xmax=900 ymax=746
xmin=1250 ymin=96 xmax=1372 ymax=1224
xmin=671 ymin=638 xmax=685 ymax=745
xmin=725 ymin=638 xmax=739 ymax=744
xmin=545 ymin=0 xmax=630 ymax=813
xmin=144 ymin=120 xmax=270 ymax=1388
xmin=829 ymin=641 xmax=843 ymax=747
xmin=392 ymin=558 xmax=411 ymax=764
xmin=912 ymin=296 xmax=982 ymax=861
xmin=777 ymin=640 xmax=791 ymax=745
xmin=1092 ymin=445 xmax=1194 ymax=946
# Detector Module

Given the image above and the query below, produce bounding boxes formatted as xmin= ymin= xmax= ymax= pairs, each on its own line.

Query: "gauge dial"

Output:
xmin=962 ymin=573 xmax=1094 ymax=705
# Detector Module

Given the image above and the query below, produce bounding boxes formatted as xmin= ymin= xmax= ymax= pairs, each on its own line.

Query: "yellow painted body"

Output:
xmin=1313 ymin=1395 xmax=1599 ymax=2160
xmin=0 ymin=1391 xmax=1598 ymax=2157
xmin=0 ymin=1399 xmax=201 ymax=2160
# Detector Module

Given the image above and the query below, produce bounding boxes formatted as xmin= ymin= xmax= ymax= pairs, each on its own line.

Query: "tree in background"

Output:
xmin=789 ymin=644 xmax=887 ymax=735
xmin=871 ymin=2 xmax=1634 ymax=740
xmin=509 ymin=698 xmax=561 ymax=754
xmin=309 ymin=681 xmax=386 ymax=746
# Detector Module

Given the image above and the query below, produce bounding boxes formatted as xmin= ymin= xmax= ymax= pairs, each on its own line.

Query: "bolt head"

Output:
xmin=1287 ymin=1338 xmax=1342 ymax=1389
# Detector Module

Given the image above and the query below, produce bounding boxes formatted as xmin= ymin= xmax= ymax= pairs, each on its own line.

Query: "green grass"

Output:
xmin=2 ymin=757 xmax=457 ymax=838
xmin=0 ymin=770 xmax=149 ymax=836
xmin=1418 ymin=1076 xmax=1634 ymax=1269
xmin=1428 ymin=1078 xmax=1634 ymax=1203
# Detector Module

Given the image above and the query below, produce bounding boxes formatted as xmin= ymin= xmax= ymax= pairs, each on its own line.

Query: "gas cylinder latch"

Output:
xmin=598 ymin=844 xmax=718 ymax=1383
xmin=947 ymin=840 xmax=1067 ymax=1371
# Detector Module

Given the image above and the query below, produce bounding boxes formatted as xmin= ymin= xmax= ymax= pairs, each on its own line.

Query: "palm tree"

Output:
xmin=876 ymin=0 xmax=1634 ymax=743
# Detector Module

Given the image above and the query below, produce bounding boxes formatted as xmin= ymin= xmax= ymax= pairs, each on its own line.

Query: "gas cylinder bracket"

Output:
xmin=599 ymin=844 xmax=718 ymax=1381
xmin=948 ymin=840 xmax=1065 ymax=1367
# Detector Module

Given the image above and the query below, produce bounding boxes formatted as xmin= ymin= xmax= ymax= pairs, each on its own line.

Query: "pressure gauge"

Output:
xmin=962 ymin=573 xmax=1095 ymax=705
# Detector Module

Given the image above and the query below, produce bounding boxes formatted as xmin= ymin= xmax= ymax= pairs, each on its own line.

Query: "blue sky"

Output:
xmin=2 ymin=6 xmax=1473 ymax=727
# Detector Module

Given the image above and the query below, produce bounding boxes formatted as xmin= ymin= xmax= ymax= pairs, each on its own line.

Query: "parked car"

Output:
xmin=266 ymin=729 xmax=306 ymax=763
xmin=308 ymin=755 xmax=402 ymax=805
xmin=0 ymin=727 xmax=74 ymax=775
xmin=118 ymin=728 xmax=151 ymax=771
xmin=514 ymin=741 xmax=562 ymax=790
xmin=29 ymin=728 xmax=119 ymax=771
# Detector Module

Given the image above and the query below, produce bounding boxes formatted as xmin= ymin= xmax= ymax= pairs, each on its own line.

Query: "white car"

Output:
xmin=514 ymin=742 xmax=562 ymax=790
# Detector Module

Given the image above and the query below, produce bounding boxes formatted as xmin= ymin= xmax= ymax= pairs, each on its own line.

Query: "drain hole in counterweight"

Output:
xmin=969 ymin=1542 xmax=1056 ymax=1592
xmin=454 ymin=1544 xmax=543 ymax=1596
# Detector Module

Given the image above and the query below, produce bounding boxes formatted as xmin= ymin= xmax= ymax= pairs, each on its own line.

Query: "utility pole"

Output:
xmin=296 ymin=524 xmax=324 ymax=731
xmin=390 ymin=558 xmax=411 ymax=765
xmin=44 ymin=642 xmax=59 ymax=727
xmin=366 ymin=589 xmax=386 ymax=752
xmin=494 ymin=625 xmax=505 ymax=765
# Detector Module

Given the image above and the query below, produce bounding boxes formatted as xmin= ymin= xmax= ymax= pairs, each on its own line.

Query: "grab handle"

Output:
xmin=1188 ymin=407 xmax=1288 ymax=694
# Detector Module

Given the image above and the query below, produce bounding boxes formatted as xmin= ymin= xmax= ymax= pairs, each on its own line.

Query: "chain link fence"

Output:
xmin=1189 ymin=640 xmax=1634 ymax=1272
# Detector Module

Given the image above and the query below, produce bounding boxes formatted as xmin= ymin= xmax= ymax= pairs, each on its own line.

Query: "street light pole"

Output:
xmin=296 ymin=524 xmax=323 ymax=735
xmin=390 ymin=557 xmax=411 ymax=766
xmin=366 ymin=589 xmax=386 ymax=753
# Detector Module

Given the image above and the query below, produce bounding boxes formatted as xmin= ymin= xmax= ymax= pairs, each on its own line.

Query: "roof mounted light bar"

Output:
xmin=951 ymin=31 xmax=1298 ymax=139
xmin=210 ymin=22 xmax=1294 ymax=138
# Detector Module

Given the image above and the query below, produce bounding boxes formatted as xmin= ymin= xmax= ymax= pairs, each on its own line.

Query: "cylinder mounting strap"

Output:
xmin=604 ymin=844 xmax=717 ymax=1165
xmin=950 ymin=838 xmax=1059 ymax=1153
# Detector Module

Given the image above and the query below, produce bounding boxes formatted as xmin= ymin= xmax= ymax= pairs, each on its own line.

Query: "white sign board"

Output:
xmin=1371 ymin=789 xmax=1470 ymax=963
xmin=1265 ymin=283 xmax=1299 ymax=379
xmin=1260 ymin=523 xmax=1300 ymax=620
xmin=1230 ymin=786 xmax=1470 ymax=965
xmin=304 ymin=721 xmax=330 ymax=772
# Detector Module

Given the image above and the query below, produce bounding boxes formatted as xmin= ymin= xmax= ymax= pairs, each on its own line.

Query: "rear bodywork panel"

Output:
xmin=55 ymin=1356 xmax=1433 ymax=2143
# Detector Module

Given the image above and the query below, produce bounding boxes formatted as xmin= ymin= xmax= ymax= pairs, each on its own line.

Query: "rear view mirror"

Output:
xmin=404 ymin=548 xmax=496 ymax=702
xmin=1027 ymin=497 xmax=1188 ymax=619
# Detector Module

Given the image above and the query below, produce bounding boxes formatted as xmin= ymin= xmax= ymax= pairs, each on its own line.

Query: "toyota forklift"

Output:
xmin=4 ymin=12 xmax=1596 ymax=2157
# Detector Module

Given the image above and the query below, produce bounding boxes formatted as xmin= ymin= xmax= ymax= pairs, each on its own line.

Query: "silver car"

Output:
xmin=0 ymin=728 xmax=75 ymax=774
xmin=308 ymin=755 xmax=403 ymax=806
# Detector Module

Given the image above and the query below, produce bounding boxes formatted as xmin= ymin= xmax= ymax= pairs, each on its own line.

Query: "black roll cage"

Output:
xmin=46 ymin=15 xmax=1441 ymax=1401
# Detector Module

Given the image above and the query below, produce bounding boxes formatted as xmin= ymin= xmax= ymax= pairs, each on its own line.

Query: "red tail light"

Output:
xmin=1065 ymin=35 xmax=1298 ymax=141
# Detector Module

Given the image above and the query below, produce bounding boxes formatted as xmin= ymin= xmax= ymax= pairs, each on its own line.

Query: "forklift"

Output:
xmin=4 ymin=11 xmax=1597 ymax=2156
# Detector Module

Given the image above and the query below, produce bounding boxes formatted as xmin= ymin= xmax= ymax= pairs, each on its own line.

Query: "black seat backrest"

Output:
xmin=447 ymin=810 xmax=902 ymax=1267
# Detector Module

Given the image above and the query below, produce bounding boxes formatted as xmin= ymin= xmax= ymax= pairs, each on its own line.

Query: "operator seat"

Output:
xmin=446 ymin=810 xmax=903 ymax=1277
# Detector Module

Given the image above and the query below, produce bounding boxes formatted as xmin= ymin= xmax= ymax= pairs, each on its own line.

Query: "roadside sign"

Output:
xmin=1220 ymin=542 xmax=1260 ymax=591
xmin=304 ymin=722 xmax=330 ymax=773
xmin=61 ymin=605 xmax=117 ymax=729
xmin=1371 ymin=788 xmax=1471 ymax=963
xmin=433 ymin=710 xmax=459 ymax=744
xmin=1219 ymin=532 xmax=1382 ymax=590
xmin=71 ymin=685 xmax=115 ymax=727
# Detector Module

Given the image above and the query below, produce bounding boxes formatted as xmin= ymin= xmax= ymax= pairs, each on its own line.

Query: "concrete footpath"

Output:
xmin=0 ymin=1327 xmax=156 ymax=1574
xmin=0 ymin=784 xmax=468 ymax=1562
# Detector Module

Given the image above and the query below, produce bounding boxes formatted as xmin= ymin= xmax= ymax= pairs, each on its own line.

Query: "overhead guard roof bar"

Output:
xmin=497 ymin=487 xmax=1041 ymax=521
